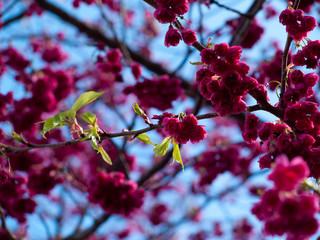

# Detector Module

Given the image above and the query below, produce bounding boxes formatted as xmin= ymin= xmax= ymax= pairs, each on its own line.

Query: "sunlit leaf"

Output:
xmin=70 ymin=91 xmax=104 ymax=118
xmin=132 ymin=101 xmax=144 ymax=115
xmin=80 ymin=111 xmax=97 ymax=126
xmin=137 ymin=133 xmax=156 ymax=146
xmin=172 ymin=139 xmax=184 ymax=171
xmin=190 ymin=61 xmax=203 ymax=65
xmin=153 ymin=137 xmax=171 ymax=157
xmin=97 ymin=146 xmax=112 ymax=165
xmin=4 ymin=123 xmax=25 ymax=143
xmin=91 ymin=136 xmax=112 ymax=165
xmin=40 ymin=111 xmax=72 ymax=138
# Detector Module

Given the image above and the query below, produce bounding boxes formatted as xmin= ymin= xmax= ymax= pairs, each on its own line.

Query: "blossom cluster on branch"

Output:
xmin=0 ymin=0 xmax=320 ymax=239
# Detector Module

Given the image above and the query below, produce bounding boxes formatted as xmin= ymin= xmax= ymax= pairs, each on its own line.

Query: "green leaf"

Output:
xmin=90 ymin=125 xmax=100 ymax=140
xmin=97 ymin=146 xmax=112 ymax=165
xmin=5 ymin=123 xmax=25 ymax=144
xmin=172 ymin=139 xmax=184 ymax=171
xmin=153 ymin=137 xmax=171 ymax=157
xmin=70 ymin=91 xmax=104 ymax=118
xmin=80 ymin=111 xmax=97 ymax=126
xmin=40 ymin=111 xmax=72 ymax=138
xmin=190 ymin=61 xmax=203 ymax=65
xmin=136 ymin=133 xmax=156 ymax=146
xmin=91 ymin=136 xmax=112 ymax=165
xmin=91 ymin=135 xmax=99 ymax=150
xmin=132 ymin=101 xmax=144 ymax=115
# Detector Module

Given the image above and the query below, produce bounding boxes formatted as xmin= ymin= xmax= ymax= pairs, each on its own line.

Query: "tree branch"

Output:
xmin=279 ymin=0 xmax=301 ymax=109
xmin=229 ymin=0 xmax=265 ymax=47
xmin=209 ymin=0 xmax=252 ymax=18
xmin=1 ymin=112 xmax=220 ymax=154
xmin=0 ymin=206 xmax=19 ymax=240
xmin=34 ymin=0 xmax=198 ymax=98
xmin=64 ymin=213 xmax=110 ymax=240
xmin=2 ymin=10 xmax=26 ymax=28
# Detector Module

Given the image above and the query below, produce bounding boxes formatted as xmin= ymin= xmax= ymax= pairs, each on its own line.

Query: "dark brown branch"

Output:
xmin=0 ymin=206 xmax=18 ymax=240
xmin=64 ymin=214 xmax=110 ymax=240
xmin=142 ymin=0 xmax=206 ymax=51
xmin=2 ymin=10 xmax=26 ymax=28
xmin=210 ymin=0 xmax=252 ymax=18
xmin=1 ymin=112 xmax=219 ymax=154
xmin=34 ymin=0 xmax=198 ymax=98
xmin=249 ymin=89 xmax=283 ymax=119
xmin=279 ymin=35 xmax=293 ymax=109
xmin=229 ymin=0 xmax=265 ymax=47
xmin=279 ymin=0 xmax=301 ymax=109
xmin=137 ymin=149 xmax=173 ymax=186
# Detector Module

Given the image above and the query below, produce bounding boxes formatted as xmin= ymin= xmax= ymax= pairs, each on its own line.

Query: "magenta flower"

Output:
xmin=180 ymin=27 xmax=197 ymax=46
xmin=164 ymin=25 xmax=182 ymax=47
xmin=268 ymin=155 xmax=310 ymax=191
xmin=154 ymin=7 xmax=176 ymax=24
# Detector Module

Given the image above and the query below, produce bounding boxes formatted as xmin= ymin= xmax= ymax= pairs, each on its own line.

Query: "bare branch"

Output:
xmin=2 ymin=10 xmax=26 ymax=28
xmin=279 ymin=0 xmax=301 ymax=109
xmin=229 ymin=0 xmax=265 ymax=47
xmin=210 ymin=0 xmax=252 ymax=18
xmin=0 ymin=206 xmax=18 ymax=240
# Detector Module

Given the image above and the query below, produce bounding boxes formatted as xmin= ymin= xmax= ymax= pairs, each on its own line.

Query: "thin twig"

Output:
xmin=39 ymin=213 xmax=52 ymax=240
xmin=229 ymin=0 xmax=265 ymax=47
xmin=279 ymin=0 xmax=301 ymax=109
xmin=34 ymin=0 xmax=198 ymax=98
xmin=63 ymin=213 xmax=110 ymax=240
xmin=210 ymin=0 xmax=251 ymax=18
xmin=1 ymin=112 xmax=219 ymax=154
xmin=151 ymin=169 xmax=268 ymax=239
xmin=2 ymin=10 xmax=26 ymax=28
xmin=0 ymin=206 xmax=18 ymax=240
xmin=0 ymin=0 xmax=21 ymax=17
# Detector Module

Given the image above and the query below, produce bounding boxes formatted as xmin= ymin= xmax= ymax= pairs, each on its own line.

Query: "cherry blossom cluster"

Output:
xmin=0 ymin=173 xmax=36 ymax=223
xmin=197 ymin=43 xmax=262 ymax=116
xmin=26 ymin=2 xmax=44 ymax=16
xmin=226 ymin=18 xmax=264 ymax=48
xmin=87 ymin=171 xmax=144 ymax=215
xmin=148 ymin=203 xmax=168 ymax=225
xmin=31 ymin=37 xmax=68 ymax=63
xmin=130 ymin=62 xmax=142 ymax=80
xmin=242 ymin=113 xmax=260 ymax=143
xmin=250 ymin=119 xmax=319 ymax=177
xmin=0 ymin=44 xmax=75 ymax=134
xmin=233 ymin=219 xmax=253 ymax=240
xmin=8 ymin=151 xmax=45 ymax=172
xmin=27 ymin=164 xmax=63 ymax=196
xmin=2 ymin=47 xmax=30 ymax=73
xmin=292 ymin=40 xmax=320 ymax=69
xmin=0 ymin=229 xmax=11 ymax=239
xmin=162 ymin=114 xmax=206 ymax=144
xmin=258 ymin=49 xmax=291 ymax=91
xmin=0 ymin=92 xmax=13 ymax=121
xmin=153 ymin=0 xmax=189 ymax=24
xmin=164 ymin=25 xmax=198 ymax=46
xmin=279 ymin=8 xmax=316 ymax=42
xmin=124 ymin=75 xmax=182 ymax=111
xmin=252 ymin=155 xmax=319 ymax=239
xmin=10 ymin=67 xmax=74 ymax=132
xmin=193 ymin=143 xmax=260 ymax=186
xmin=93 ymin=49 xmax=123 ymax=90
xmin=284 ymin=101 xmax=318 ymax=131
